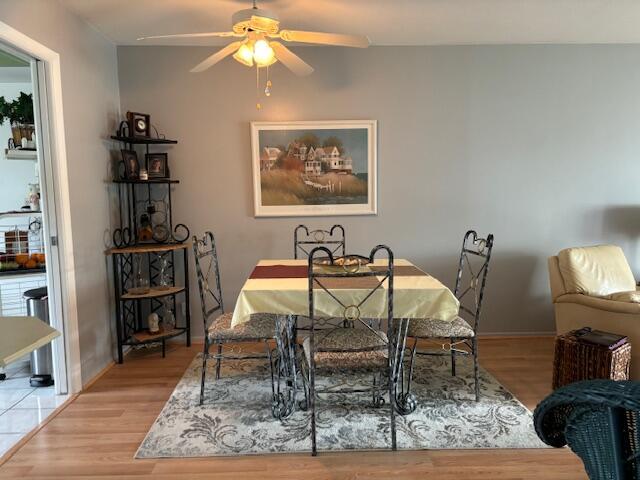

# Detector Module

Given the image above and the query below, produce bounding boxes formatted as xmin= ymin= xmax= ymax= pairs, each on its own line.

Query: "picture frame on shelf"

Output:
xmin=146 ymin=153 xmax=169 ymax=179
xmin=121 ymin=149 xmax=140 ymax=180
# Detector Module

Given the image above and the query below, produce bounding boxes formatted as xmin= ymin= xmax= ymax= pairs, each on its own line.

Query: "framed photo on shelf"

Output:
xmin=121 ymin=149 xmax=140 ymax=180
xmin=146 ymin=153 xmax=169 ymax=179
xmin=250 ymin=120 xmax=377 ymax=217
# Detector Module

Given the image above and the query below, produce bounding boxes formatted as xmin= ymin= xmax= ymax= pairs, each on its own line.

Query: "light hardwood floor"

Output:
xmin=0 ymin=337 xmax=587 ymax=479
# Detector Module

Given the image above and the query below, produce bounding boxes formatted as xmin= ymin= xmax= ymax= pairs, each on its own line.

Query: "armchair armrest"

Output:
xmin=555 ymin=293 xmax=640 ymax=315
xmin=534 ymin=379 xmax=640 ymax=447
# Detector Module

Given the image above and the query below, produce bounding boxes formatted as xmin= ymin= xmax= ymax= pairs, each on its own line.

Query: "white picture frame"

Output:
xmin=251 ymin=120 xmax=377 ymax=217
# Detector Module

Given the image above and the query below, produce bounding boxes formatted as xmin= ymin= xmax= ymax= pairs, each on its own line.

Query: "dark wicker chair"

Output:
xmin=192 ymin=232 xmax=277 ymax=406
xmin=534 ymin=379 xmax=640 ymax=479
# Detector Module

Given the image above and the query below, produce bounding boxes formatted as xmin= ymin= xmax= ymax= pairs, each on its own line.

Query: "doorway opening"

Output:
xmin=0 ymin=42 xmax=69 ymax=457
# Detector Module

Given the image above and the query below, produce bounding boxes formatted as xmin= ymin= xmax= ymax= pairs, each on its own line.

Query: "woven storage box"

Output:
xmin=552 ymin=331 xmax=631 ymax=390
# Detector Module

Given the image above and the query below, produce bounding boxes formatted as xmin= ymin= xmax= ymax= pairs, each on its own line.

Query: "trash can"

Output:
xmin=24 ymin=287 xmax=54 ymax=387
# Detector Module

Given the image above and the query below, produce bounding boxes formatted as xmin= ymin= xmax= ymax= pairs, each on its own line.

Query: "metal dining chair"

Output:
xmin=300 ymin=245 xmax=408 ymax=455
xmin=192 ymin=232 xmax=278 ymax=406
xmin=290 ymin=225 xmax=348 ymax=369
xmin=398 ymin=230 xmax=494 ymax=411
xmin=294 ymin=224 xmax=345 ymax=259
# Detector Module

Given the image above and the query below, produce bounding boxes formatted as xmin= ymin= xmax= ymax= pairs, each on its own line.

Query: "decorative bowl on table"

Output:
xmin=313 ymin=254 xmax=370 ymax=273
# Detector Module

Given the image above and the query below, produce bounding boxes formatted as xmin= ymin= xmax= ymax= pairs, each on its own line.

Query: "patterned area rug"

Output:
xmin=136 ymin=353 xmax=546 ymax=458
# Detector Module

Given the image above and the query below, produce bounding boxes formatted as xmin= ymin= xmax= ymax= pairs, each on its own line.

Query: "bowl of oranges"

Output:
xmin=0 ymin=252 xmax=45 ymax=272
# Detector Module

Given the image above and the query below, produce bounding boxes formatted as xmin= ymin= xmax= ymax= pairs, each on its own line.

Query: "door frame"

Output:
xmin=0 ymin=22 xmax=82 ymax=393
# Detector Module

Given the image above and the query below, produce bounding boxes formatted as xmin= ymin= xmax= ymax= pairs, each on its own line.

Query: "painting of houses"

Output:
xmin=251 ymin=121 xmax=377 ymax=217
xmin=260 ymin=146 xmax=281 ymax=171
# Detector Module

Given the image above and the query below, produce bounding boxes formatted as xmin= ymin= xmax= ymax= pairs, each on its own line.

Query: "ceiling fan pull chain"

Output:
xmin=256 ymin=65 xmax=262 ymax=110
xmin=265 ymin=65 xmax=272 ymax=97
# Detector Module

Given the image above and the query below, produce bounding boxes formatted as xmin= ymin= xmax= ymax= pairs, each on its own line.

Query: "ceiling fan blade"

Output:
xmin=270 ymin=42 xmax=314 ymax=76
xmin=137 ymin=32 xmax=238 ymax=41
xmin=278 ymin=30 xmax=369 ymax=48
xmin=190 ymin=41 xmax=243 ymax=73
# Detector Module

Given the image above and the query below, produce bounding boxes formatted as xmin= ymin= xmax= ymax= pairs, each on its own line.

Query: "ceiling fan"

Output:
xmin=137 ymin=0 xmax=370 ymax=77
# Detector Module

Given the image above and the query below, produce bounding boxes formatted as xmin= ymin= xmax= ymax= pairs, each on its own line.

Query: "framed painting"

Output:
xmin=251 ymin=120 xmax=377 ymax=217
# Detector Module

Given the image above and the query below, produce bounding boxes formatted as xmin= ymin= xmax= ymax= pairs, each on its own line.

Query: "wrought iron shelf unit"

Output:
xmin=108 ymin=243 xmax=189 ymax=255
xmin=110 ymin=135 xmax=178 ymax=145
xmin=110 ymin=134 xmax=188 ymax=248
xmin=113 ymin=179 xmax=179 ymax=185
xmin=121 ymin=285 xmax=185 ymax=300
xmin=108 ymin=242 xmax=191 ymax=363
xmin=129 ymin=327 xmax=188 ymax=345
xmin=109 ymin=132 xmax=190 ymax=363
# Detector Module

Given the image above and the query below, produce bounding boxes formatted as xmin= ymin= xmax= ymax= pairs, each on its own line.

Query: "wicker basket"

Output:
xmin=552 ymin=331 xmax=632 ymax=390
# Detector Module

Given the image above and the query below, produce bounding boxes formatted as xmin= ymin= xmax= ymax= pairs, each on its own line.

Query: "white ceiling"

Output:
xmin=60 ymin=0 xmax=640 ymax=46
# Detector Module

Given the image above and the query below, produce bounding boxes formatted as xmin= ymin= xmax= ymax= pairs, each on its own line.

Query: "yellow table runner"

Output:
xmin=0 ymin=316 xmax=60 ymax=368
xmin=231 ymin=259 xmax=459 ymax=327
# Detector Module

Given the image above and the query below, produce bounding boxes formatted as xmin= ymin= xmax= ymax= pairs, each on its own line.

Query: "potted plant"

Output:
xmin=0 ymin=92 xmax=35 ymax=146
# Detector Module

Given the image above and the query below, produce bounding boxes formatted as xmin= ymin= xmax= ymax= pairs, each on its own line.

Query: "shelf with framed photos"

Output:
xmin=110 ymin=111 xmax=189 ymax=248
xmin=108 ymin=113 xmax=191 ymax=363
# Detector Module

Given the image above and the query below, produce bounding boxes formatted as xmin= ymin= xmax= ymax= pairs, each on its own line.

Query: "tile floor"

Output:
xmin=0 ymin=357 xmax=69 ymax=457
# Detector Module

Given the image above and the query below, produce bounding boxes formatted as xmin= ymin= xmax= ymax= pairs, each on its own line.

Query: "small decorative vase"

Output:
xmin=128 ymin=254 xmax=150 ymax=295
xmin=162 ymin=297 xmax=176 ymax=332
xmin=147 ymin=312 xmax=160 ymax=333
xmin=158 ymin=254 xmax=171 ymax=290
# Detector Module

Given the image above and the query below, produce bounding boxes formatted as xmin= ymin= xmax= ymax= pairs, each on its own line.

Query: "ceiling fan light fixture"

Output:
xmin=253 ymin=39 xmax=276 ymax=66
xmin=233 ymin=42 xmax=254 ymax=67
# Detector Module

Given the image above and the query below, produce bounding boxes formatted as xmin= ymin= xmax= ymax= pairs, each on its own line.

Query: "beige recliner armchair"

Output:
xmin=548 ymin=245 xmax=640 ymax=380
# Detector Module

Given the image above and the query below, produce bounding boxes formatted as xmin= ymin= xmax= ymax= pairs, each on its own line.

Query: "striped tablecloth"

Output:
xmin=231 ymin=259 xmax=459 ymax=327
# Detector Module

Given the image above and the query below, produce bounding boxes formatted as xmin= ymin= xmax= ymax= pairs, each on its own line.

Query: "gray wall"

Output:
xmin=117 ymin=45 xmax=640 ymax=338
xmin=0 ymin=1 xmax=120 ymax=385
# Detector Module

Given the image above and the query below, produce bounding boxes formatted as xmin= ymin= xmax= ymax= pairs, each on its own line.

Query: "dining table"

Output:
xmin=231 ymin=258 xmax=460 ymax=327
xmin=231 ymin=257 xmax=460 ymax=419
xmin=231 ymin=258 xmax=460 ymax=419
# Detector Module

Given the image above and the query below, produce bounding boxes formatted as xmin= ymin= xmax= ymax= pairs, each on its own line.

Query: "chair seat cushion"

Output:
xmin=207 ymin=312 xmax=277 ymax=341
xmin=407 ymin=316 xmax=475 ymax=338
xmin=302 ymin=336 xmax=388 ymax=370
xmin=314 ymin=327 xmax=388 ymax=352
xmin=608 ymin=290 xmax=640 ymax=303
